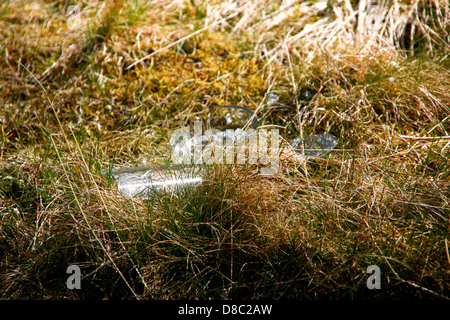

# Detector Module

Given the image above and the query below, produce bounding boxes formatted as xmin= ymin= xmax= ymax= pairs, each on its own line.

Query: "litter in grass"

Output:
xmin=114 ymin=165 xmax=203 ymax=198
xmin=208 ymin=105 xmax=259 ymax=130
xmin=105 ymin=105 xmax=337 ymax=198
xmin=289 ymin=134 xmax=338 ymax=160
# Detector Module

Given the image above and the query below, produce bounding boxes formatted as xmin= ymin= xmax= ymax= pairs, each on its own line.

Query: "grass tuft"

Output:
xmin=1 ymin=0 xmax=449 ymax=299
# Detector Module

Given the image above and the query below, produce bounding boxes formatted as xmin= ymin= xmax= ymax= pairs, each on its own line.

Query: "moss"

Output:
xmin=1 ymin=0 xmax=449 ymax=300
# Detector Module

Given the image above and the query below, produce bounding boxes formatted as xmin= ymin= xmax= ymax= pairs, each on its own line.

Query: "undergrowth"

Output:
xmin=0 ymin=0 xmax=449 ymax=299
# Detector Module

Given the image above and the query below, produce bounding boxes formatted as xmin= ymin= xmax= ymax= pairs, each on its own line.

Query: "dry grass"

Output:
xmin=0 ymin=0 xmax=449 ymax=299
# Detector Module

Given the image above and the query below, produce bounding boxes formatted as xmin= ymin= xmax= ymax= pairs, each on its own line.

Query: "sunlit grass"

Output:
xmin=0 ymin=0 xmax=449 ymax=299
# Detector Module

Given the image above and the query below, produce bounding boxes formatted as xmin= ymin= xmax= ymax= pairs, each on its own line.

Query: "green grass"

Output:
xmin=0 ymin=0 xmax=449 ymax=300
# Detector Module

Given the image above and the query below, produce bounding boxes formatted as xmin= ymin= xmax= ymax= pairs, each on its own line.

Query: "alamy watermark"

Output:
xmin=64 ymin=263 xmax=380 ymax=291
xmin=66 ymin=4 xmax=96 ymax=30
xmin=366 ymin=265 xmax=381 ymax=290
xmin=66 ymin=265 xmax=81 ymax=290
xmin=169 ymin=121 xmax=280 ymax=175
